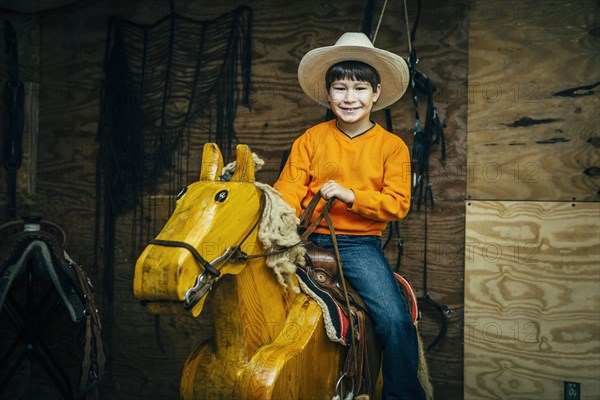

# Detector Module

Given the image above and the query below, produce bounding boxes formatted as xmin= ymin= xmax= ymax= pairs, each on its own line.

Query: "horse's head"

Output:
xmin=134 ymin=143 xmax=263 ymax=316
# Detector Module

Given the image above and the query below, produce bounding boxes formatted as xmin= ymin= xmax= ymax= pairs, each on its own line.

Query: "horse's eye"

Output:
xmin=215 ymin=190 xmax=228 ymax=203
xmin=176 ymin=186 xmax=188 ymax=200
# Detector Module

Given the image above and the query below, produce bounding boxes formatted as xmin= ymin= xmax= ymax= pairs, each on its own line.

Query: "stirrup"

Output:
xmin=332 ymin=372 xmax=355 ymax=400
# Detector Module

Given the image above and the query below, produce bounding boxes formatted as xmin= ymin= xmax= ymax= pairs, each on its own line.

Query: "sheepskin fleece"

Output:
xmin=221 ymin=154 xmax=303 ymax=292
xmin=255 ymin=182 xmax=304 ymax=293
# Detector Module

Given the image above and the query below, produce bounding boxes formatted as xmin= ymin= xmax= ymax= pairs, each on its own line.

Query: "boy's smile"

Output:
xmin=327 ymin=78 xmax=381 ymax=137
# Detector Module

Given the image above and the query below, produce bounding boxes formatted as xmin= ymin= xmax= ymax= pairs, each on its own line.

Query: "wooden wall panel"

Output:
xmin=464 ymin=200 xmax=600 ymax=399
xmin=388 ymin=200 xmax=466 ymax=396
xmin=0 ymin=13 xmax=40 ymax=206
xmin=467 ymin=0 xmax=600 ymax=202
xmin=0 ymin=1 xmax=468 ymax=399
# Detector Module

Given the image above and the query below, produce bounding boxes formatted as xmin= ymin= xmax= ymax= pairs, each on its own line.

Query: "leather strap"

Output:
xmin=321 ymin=206 xmax=359 ymax=377
xmin=300 ymin=194 xmax=376 ymax=396
xmin=72 ymin=259 xmax=104 ymax=395
xmin=298 ymin=193 xmax=336 ymax=241
xmin=298 ymin=192 xmax=320 ymax=227
xmin=149 ymin=239 xmax=221 ymax=277
xmin=299 ymin=193 xmax=360 ymax=376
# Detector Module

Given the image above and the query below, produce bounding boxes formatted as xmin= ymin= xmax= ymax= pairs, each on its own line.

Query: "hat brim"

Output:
xmin=298 ymin=45 xmax=409 ymax=111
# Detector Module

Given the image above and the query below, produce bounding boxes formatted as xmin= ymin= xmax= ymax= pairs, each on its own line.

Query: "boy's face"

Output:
xmin=327 ymin=78 xmax=381 ymax=128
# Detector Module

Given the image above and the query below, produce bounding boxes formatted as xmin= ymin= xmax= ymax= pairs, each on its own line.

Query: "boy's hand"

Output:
xmin=320 ymin=180 xmax=355 ymax=206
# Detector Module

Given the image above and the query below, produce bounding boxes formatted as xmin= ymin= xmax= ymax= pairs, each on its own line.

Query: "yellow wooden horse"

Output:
xmin=133 ymin=142 xmax=432 ymax=399
xmin=134 ymin=143 xmax=347 ymax=399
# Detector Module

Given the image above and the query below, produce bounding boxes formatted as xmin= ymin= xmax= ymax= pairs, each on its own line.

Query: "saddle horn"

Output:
xmin=231 ymin=144 xmax=255 ymax=183
xmin=200 ymin=143 xmax=224 ymax=181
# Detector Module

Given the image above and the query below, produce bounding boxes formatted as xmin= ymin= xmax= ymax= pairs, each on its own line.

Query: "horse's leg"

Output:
xmin=239 ymin=294 xmax=344 ymax=400
xmin=181 ymin=334 xmax=249 ymax=399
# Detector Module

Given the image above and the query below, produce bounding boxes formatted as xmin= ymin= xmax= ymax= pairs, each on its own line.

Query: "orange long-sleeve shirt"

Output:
xmin=274 ymin=119 xmax=412 ymax=236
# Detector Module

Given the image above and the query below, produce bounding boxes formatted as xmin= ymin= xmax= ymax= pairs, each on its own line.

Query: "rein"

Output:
xmin=298 ymin=193 xmax=360 ymax=383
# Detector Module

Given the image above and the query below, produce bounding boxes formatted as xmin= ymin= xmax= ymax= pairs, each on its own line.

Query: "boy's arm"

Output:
xmin=273 ymin=136 xmax=312 ymax=216
xmin=349 ymin=141 xmax=412 ymax=222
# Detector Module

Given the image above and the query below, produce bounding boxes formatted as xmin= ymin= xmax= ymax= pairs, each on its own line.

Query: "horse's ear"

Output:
xmin=200 ymin=143 xmax=224 ymax=181
xmin=231 ymin=144 xmax=255 ymax=183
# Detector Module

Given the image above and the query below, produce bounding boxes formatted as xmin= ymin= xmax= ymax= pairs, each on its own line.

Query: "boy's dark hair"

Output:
xmin=325 ymin=61 xmax=381 ymax=92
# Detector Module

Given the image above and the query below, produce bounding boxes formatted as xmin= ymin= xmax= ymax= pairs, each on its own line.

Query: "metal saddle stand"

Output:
xmin=0 ymin=216 xmax=104 ymax=399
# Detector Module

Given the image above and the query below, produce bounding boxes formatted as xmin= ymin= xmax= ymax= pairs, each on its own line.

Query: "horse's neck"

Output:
xmin=210 ymin=232 xmax=296 ymax=357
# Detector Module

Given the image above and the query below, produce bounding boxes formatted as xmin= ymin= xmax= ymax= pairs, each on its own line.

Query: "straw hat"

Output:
xmin=298 ymin=32 xmax=409 ymax=112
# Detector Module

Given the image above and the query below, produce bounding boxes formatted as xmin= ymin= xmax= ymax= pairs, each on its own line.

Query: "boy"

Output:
xmin=274 ymin=32 xmax=427 ymax=399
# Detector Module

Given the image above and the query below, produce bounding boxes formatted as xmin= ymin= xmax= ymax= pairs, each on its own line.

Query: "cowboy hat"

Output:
xmin=298 ymin=32 xmax=409 ymax=112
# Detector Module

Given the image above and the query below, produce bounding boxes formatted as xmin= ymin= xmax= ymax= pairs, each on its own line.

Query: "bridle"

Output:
xmin=148 ymin=189 xmax=266 ymax=309
xmin=147 ymin=189 xmax=303 ymax=310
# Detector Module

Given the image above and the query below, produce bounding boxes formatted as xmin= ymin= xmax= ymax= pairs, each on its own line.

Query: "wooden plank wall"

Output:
xmin=0 ymin=1 xmax=468 ymax=399
xmin=466 ymin=1 xmax=600 ymax=399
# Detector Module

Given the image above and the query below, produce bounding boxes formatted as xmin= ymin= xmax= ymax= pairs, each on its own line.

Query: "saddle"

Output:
xmin=0 ymin=217 xmax=104 ymax=396
xmin=295 ymin=194 xmax=419 ymax=399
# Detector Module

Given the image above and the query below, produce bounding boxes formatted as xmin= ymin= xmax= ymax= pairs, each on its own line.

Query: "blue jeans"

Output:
xmin=309 ymin=234 xmax=426 ymax=400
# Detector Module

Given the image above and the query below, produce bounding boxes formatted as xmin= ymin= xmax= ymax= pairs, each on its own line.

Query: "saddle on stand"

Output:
xmin=295 ymin=194 xmax=420 ymax=400
xmin=0 ymin=217 xmax=104 ymax=399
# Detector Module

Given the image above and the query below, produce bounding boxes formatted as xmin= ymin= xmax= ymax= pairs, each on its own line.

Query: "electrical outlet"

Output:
xmin=564 ymin=381 xmax=580 ymax=400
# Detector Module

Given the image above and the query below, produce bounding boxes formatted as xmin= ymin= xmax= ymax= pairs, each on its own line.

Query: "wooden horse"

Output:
xmin=134 ymin=143 xmax=432 ymax=399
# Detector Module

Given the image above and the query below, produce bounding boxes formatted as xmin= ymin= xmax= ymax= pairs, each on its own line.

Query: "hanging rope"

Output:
xmin=371 ymin=0 xmax=388 ymax=45
xmin=403 ymin=0 xmax=413 ymax=54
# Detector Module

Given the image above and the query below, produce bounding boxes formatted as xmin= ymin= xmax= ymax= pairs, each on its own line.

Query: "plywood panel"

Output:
xmin=464 ymin=200 xmax=600 ymax=400
xmin=467 ymin=0 xmax=600 ymax=201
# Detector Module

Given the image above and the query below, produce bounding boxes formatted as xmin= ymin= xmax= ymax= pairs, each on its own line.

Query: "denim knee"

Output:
xmin=375 ymin=305 xmax=414 ymax=341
